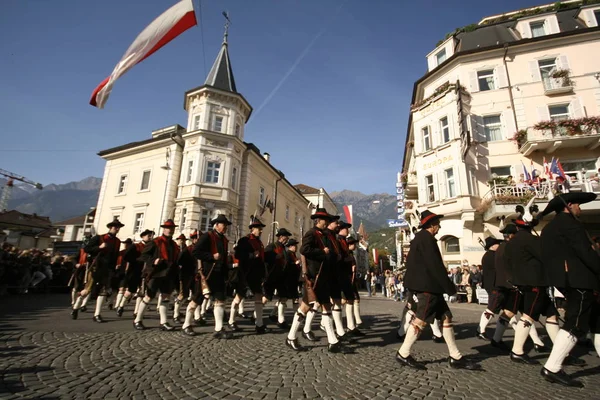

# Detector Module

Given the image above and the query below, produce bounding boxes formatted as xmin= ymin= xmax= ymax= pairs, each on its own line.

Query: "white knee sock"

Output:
xmin=214 ymin=304 xmax=224 ymax=332
xmin=479 ymin=309 xmax=494 ymax=334
xmin=353 ymin=302 xmax=362 ymax=325
xmin=200 ymin=298 xmax=208 ymax=315
xmin=594 ymin=333 xmax=600 ymax=357
xmin=278 ymin=301 xmax=286 ymax=324
xmin=135 ymin=300 xmax=148 ymax=323
xmin=173 ymin=300 xmax=181 ymax=319
xmin=134 ymin=297 xmax=142 ymax=315
xmin=194 ymin=305 xmax=201 ymax=320
xmin=182 ymin=304 xmax=195 ymax=329
xmin=303 ymin=309 xmax=316 ymax=333
xmin=229 ymin=301 xmax=238 ymax=325
xmin=81 ymin=294 xmax=90 ymax=307
xmin=207 ymin=298 xmax=213 ymax=309
xmin=512 ymin=319 xmax=532 ymax=355
xmin=94 ymin=296 xmax=105 ymax=317
xmin=322 ymin=313 xmax=339 ymax=344
xmin=158 ymin=303 xmax=168 ymax=324
xmin=544 ymin=329 xmax=577 ymax=373
xmin=509 ymin=316 xmax=518 ymax=330
xmin=115 ymin=293 xmax=124 ymax=309
xmin=493 ymin=316 xmax=510 ymax=342
xmin=443 ymin=323 xmax=462 ymax=359
xmin=71 ymin=290 xmax=76 ymax=305
xmin=332 ymin=306 xmax=345 ymax=336
xmin=254 ymin=302 xmax=264 ymax=327
xmin=545 ymin=320 xmax=560 ymax=344
xmin=238 ymin=299 xmax=245 ymax=315
xmin=119 ymin=294 xmax=129 ymax=308
xmin=73 ymin=296 xmax=83 ymax=310
xmin=345 ymin=303 xmax=356 ymax=330
xmin=156 ymin=294 xmax=162 ymax=313
xmin=528 ymin=322 xmax=545 ymax=346
xmin=431 ymin=319 xmax=442 ymax=338
xmin=271 ymin=301 xmax=279 ymax=317
xmin=399 ymin=323 xmax=421 ymax=358
xmin=287 ymin=310 xmax=305 ymax=340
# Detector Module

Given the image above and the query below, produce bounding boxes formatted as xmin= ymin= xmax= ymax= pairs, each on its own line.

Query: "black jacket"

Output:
xmin=481 ymin=250 xmax=496 ymax=291
xmin=505 ymin=230 xmax=546 ymax=287
xmin=177 ymin=245 xmax=196 ymax=277
xmin=84 ymin=233 xmax=120 ymax=272
xmin=265 ymin=241 xmax=286 ymax=283
xmin=235 ymin=234 xmax=265 ymax=277
xmin=541 ymin=212 xmax=600 ymax=290
xmin=494 ymin=242 xmax=512 ymax=289
xmin=300 ymin=227 xmax=329 ymax=280
xmin=403 ymin=229 xmax=456 ymax=295
xmin=193 ymin=230 xmax=228 ymax=275
xmin=141 ymin=235 xmax=179 ymax=278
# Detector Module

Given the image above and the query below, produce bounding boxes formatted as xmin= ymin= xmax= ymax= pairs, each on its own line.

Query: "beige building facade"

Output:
xmin=93 ymin=35 xmax=318 ymax=245
xmin=402 ymin=1 xmax=600 ymax=268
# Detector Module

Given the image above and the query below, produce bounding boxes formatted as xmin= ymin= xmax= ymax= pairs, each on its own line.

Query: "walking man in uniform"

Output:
xmin=174 ymin=234 xmax=196 ymax=324
xmin=265 ymin=228 xmax=293 ymax=329
xmin=117 ymin=229 xmax=154 ymax=317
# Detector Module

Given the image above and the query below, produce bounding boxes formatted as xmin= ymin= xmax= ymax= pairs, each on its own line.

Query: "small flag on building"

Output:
xmin=343 ymin=205 xmax=353 ymax=225
xmin=521 ymin=161 xmax=532 ymax=181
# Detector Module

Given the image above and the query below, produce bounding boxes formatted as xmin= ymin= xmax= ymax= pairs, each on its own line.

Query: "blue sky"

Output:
xmin=0 ymin=0 xmax=544 ymax=194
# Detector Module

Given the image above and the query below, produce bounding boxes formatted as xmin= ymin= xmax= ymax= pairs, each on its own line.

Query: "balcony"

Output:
xmin=518 ymin=117 xmax=600 ymax=156
xmin=543 ymin=77 xmax=573 ymax=96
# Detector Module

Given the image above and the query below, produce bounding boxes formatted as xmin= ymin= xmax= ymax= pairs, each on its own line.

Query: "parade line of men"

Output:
xmin=68 ymin=193 xmax=600 ymax=388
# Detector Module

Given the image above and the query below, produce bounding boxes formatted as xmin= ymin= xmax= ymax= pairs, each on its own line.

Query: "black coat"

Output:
xmin=481 ymin=250 xmax=496 ymax=292
xmin=505 ymin=230 xmax=546 ymax=286
xmin=177 ymin=245 xmax=196 ymax=278
xmin=541 ymin=212 xmax=600 ymax=290
xmin=403 ymin=229 xmax=456 ymax=295
xmin=235 ymin=235 xmax=265 ymax=277
xmin=193 ymin=230 xmax=228 ymax=275
xmin=141 ymin=236 xmax=179 ymax=278
xmin=84 ymin=233 xmax=120 ymax=272
xmin=300 ymin=227 xmax=329 ymax=280
xmin=494 ymin=242 xmax=512 ymax=289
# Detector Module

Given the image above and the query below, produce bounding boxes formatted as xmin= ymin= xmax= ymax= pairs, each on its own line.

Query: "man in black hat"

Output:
xmin=284 ymin=238 xmax=302 ymax=305
xmin=265 ymin=227 xmax=293 ymax=329
xmin=285 ymin=208 xmax=343 ymax=352
xmin=113 ymin=238 xmax=133 ymax=316
xmin=337 ymin=222 xmax=363 ymax=336
xmin=347 ymin=236 xmax=364 ymax=327
xmin=76 ymin=218 xmax=123 ymax=323
xmin=183 ymin=214 xmax=232 ymax=337
xmin=173 ymin=233 xmax=196 ymax=324
xmin=476 ymin=236 xmax=503 ymax=339
xmin=396 ymin=210 xmax=479 ymax=370
xmin=505 ymin=216 xmax=560 ymax=364
xmin=539 ymin=192 xmax=599 ymax=387
xmin=134 ymin=219 xmax=180 ymax=331
xmin=233 ymin=217 xmax=268 ymax=333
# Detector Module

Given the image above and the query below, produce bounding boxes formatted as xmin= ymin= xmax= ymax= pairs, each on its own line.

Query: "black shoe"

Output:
xmin=336 ymin=333 xmax=351 ymax=342
xmin=269 ymin=315 xmax=278 ymax=322
xmin=491 ymin=339 xmax=510 ymax=352
xmin=92 ymin=315 xmax=104 ymax=323
xmin=476 ymin=332 xmax=489 ymax=340
xmin=277 ymin=321 xmax=289 ymax=329
xmin=347 ymin=328 xmax=366 ymax=337
xmin=133 ymin=313 xmax=137 ymax=319
xmin=285 ymin=338 xmax=305 ymax=351
xmin=134 ymin=321 xmax=145 ymax=330
xmin=214 ymin=329 xmax=233 ymax=339
xmin=108 ymin=303 xmax=113 ymax=311
xmin=116 ymin=307 xmax=124 ymax=317
xmin=173 ymin=316 xmax=183 ymax=324
xmin=71 ymin=309 xmax=78 ymax=320
xmin=80 ymin=306 xmax=87 ymax=313
xmin=534 ymin=344 xmax=550 ymax=353
xmin=302 ymin=331 xmax=320 ymax=342
xmin=564 ymin=355 xmax=587 ymax=367
xmin=541 ymin=367 xmax=584 ymax=388
xmin=432 ymin=335 xmax=444 ymax=343
xmin=160 ymin=323 xmax=175 ymax=331
xmin=228 ymin=322 xmax=241 ymax=332
xmin=182 ymin=326 xmax=196 ymax=336
xmin=328 ymin=341 xmax=343 ymax=353
xmin=510 ymin=352 xmax=539 ymax=365
xmin=449 ymin=357 xmax=482 ymax=370
xmin=395 ymin=353 xmax=427 ymax=370
xmin=319 ymin=324 xmax=326 ymax=332
xmin=255 ymin=325 xmax=270 ymax=334
xmin=194 ymin=317 xmax=207 ymax=326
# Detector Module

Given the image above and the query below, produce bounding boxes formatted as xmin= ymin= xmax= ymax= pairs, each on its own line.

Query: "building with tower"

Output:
xmin=93 ymin=29 xmax=319 ymax=243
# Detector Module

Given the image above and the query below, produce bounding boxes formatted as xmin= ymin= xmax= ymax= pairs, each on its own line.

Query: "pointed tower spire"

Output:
xmin=204 ymin=12 xmax=237 ymax=93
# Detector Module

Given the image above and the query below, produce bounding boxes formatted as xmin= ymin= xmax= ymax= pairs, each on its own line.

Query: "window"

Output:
xmin=186 ymin=160 xmax=194 ymax=183
xmin=204 ymin=162 xmax=221 ymax=184
xmin=181 ymin=208 xmax=187 ymax=230
xmin=595 ymin=10 xmax=600 ymax=25
xmin=213 ymin=116 xmax=223 ymax=132
xmin=140 ymin=170 xmax=151 ymax=191
xmin=117 ymin=174 xmax=128 ymax=194
xmin=477 ymin=69 xmax=495 ymax=91
xmin=193 ymin=114 xmax=201 ymax=130
xmin=259 ymin=186 xmax=265 ymax=206
xmin=435 ymin=49 xmax=447 ymax=66
xmin=422 ymin=126 xmax=432 ymax=151
xmin=530 ymin=21 xmax=546 ymax=37
xmin=134 ymin=212 xmax=144 ymax=234
xmin=294 ymin=211 xmax=299 ymax=227
xmin=468 ymin=166 xmax=478 ymax=196
xmin=445 ymin=168 xmax=456 ymax=198
xmin=561 ymin=160 xmax=598 ymax=184
xmin=549 ymin=104 xmax=570 ymax=135
xmin=231 ymin=167 xmax=238 ymax=190
xmin=200 ymin=210 xmax=211 ymax=232
xmin=425 ymin=174 xmax=435 ymax=202
xmin=538 ymin=58 xmax=557 ymax=83
xmin=491 ymin=166 xmax=512 ymax=177
xmin=285 ymin=205 xmax=290 ymax=221
xmin=235 ymin=123 xmax=241 ymax=138
xmin=483 ymin=115 xmax=502 ymax=142
xmin=443 ymin=236 xmax=460 ymax=254
xmin=439 ymin=117 xmax=450 ymax=143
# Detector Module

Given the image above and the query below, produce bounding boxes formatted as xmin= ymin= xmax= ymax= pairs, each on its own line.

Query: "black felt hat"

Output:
xmin=311 ymin=208 xmax=336 ymax=220
xmin=337 ymin=221 xmax=352 ymax=230
xmin=211 ymin=214 xmax=232 ymax=226
xmin=499 ymin=224 xmax=517 ymax=235
xmin=286 ymin=238 xmax=299 ymax=247
xmin=140 ymin=229 xmax=155 ymax=238
xmin=541 ymin=192 xmax=597 ymax=216
xmin=249 ymin=216 xmax=266 ymax=229
xmin=276 ymin=228 xmax=292 ymax=237
xmin=484 ymin=237 xmax=503 ymax=250
xmin=107 ymin=218 xmax=125 ymax=228
xmin=418 ymin=210 xmax=444 ymax=229
xmin=160 ymin=219 xmax=178 ymax=228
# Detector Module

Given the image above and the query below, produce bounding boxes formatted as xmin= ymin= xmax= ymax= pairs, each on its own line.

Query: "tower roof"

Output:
xmin=204 ymin=39 xmax=237 ymax=93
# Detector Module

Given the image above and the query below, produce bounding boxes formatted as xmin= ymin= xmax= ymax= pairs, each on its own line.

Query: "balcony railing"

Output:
xmin=517 ymin=117 xmax=600 ymax=155
xmin=543 ymin=77 xmax=573 ymax=95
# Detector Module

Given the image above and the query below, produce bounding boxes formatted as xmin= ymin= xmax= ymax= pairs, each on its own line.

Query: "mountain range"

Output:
xmin=2 ymin=177 xmax=396 ymax=229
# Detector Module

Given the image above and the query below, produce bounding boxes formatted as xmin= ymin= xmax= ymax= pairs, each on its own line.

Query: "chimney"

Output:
xmin=263 ymin=152 xmax=270 ymax=162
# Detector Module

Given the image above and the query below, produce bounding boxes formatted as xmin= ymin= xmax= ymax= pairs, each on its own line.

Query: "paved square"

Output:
xmin=1 ymin=293 xmax=598 ymax=399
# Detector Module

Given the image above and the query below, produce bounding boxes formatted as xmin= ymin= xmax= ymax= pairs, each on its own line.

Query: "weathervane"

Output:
xmin=222 ymin=11 xmax=231 ymax=43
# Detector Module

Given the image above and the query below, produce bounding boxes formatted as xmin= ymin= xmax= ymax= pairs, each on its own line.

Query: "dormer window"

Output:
xmin=435 ymin=49 xmax=447 ymax=66
xmin=193 ymin=114 xmax=201 ymax=130
xmin=213 ymin=116 xmax=223 ymax=132
xmin=477 ymin=70 xmax=495 ymax=91
xmin=422 ymin=126 xmax=432 ymax=151
xmin=529 ymin=21 xmax=546 ymax=37
xmin=235 ymin=123 xmax=241 ymax=138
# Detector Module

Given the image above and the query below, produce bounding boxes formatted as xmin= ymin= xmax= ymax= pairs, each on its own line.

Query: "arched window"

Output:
xmin=442 ymin=236 xmax=460 ymax=254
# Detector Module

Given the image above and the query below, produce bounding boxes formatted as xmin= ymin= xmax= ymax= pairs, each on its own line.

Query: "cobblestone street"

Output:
xmin=1 ymin=293 xmax=599 ymax=399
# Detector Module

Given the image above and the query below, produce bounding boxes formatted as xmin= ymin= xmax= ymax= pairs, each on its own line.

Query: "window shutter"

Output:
xmin=536 ymin=106 xmax=550 ymax=122
xmin=569 ymin=97 xmax=585 ymax=118
xmin=583 ymin=10 xmax=597 ymax=27
xmin=529 ymin=61 xmax=542 ymax=82
xmin=427 ymin=57 xmax=436 ymax=72
xmin=504 ymin=111 xmax=516 ymax=139
xmin=418 ymin=177 xmax=426 ymax=203
xmin=495 ymin=65 xmax=508 ymax=88
xmin=469 ymin=71 xmax=479 ymax=92
xmin=433 ymin=173 xmax=441 ymax=201
xmin=471 ymin=115 xmax=486 ymax=142
xmin=547 ymin=17 xmax=560 ymax=34
xmin=438 ymin=171 xmax=446 ymax=200
xmin=557 ymin=55 xmax=570 ymax=72
xmin=522 ymin=22 xmax=532 ymax=38
xmin=453 ymin=166 xmax=461 ymax=196
xmin=447 ymin=114 xmax=454 ymax=141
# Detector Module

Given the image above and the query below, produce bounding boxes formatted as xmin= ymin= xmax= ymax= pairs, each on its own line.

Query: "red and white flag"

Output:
xmin=342 ymin=205 xmax=353 ymax=225
xmin=90 ymin=0 xmax=197 ymax=108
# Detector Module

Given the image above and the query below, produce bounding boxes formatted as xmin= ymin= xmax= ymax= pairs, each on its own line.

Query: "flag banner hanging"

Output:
xmin=521 ymin=161 xmax=532 ymax=181
xmin=90 ymin=0 xmax=197 ymax=108
xmin=343 ymin=205 xmax=353 ymax=225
